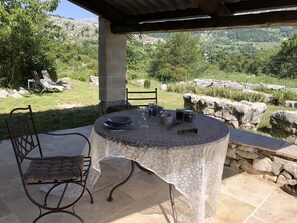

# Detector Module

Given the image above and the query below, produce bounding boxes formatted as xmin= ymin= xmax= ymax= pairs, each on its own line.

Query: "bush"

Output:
xmin=254 ymin=86 xmax=297 ymax=104
xmin=144 ymin=79 xmax=151 ymax=88
xmin=271 ymin=91 xmax=286 ymax=106
xmin=167 ymin=84 xmax=266 ymax=102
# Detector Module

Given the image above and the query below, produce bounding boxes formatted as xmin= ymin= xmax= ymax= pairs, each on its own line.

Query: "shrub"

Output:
xmin=271 ymin=91 xmax=286 ymax=106
xmin=144 ymin=79 xmax=151 ymax=88
xmin=167 ymin=84 xmax=266 ymax=102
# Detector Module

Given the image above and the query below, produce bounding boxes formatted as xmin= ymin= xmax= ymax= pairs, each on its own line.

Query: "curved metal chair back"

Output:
xmin=5 ymin=105 xmax=93 ymax=223
xmin=6 ymin=106 xmax=42 ymax=165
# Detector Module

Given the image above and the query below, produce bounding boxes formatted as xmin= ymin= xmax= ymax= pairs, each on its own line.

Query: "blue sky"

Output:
xmin=51 ymin=0 xmax=98 ymax=20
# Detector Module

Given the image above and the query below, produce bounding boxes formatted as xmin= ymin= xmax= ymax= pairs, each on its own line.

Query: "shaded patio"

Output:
xmin=0 ymin=125 xmax=296 ymax=223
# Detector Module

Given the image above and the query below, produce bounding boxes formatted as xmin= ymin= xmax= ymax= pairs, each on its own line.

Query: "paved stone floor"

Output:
xmin=0 ymin=125 xmax=297 ymax=223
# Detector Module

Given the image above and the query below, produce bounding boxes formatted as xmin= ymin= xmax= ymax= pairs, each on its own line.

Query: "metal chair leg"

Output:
xmin=86 ymin=187 xmax=94 ymax=203
xmin=33 ymin=209 xmax=84 ymax=223
xmin=107 ymin=160 xmax=135 ymax=202
xmin=169 ymin=184 xmax=178 ymax=223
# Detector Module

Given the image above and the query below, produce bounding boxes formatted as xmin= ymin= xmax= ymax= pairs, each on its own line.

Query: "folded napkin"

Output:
xmin=177 ymin=128 xmax=198 ymax=134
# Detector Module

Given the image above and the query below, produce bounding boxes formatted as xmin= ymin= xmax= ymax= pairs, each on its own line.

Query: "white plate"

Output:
xmin=103 ymin=121 xmax=134 ymax=130
xmin=107 ymin=116 xmax=132 ymax=126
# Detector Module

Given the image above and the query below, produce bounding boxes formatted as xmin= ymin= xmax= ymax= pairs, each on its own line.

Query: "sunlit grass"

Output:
xmin=1 ymin=75 xmax=297 ymax=140
xmin=0 ymin=79 xmax=99 ymax=114
xmin=0 ymin=79 xmax=99 ymax=139
xmin=200 ymin=66 xmax=297 ymax=88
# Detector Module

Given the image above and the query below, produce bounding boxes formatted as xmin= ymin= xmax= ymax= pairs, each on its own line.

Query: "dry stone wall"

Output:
xmin=270 ymin=110 xmax=297 ymax=143
xmin=192 ymin=78 xmax=297 ymax=94
xmin=184 ymin=93 xmax=267 ymax=129
xmin=226 ymin=142 xmax=297 ymax=187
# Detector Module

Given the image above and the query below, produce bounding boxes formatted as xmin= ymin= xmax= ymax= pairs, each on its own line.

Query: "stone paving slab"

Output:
xmin=0 ymin=125 xmax=296 ymax=223
xmin=229 ymin=128 xmax=297 ymax=159
xmin=229 ymin=128 xmax=286 ymax=151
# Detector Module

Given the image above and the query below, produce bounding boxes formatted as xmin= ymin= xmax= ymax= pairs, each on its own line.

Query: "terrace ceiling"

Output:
xmin=69 ymin=0 xmax=297 ymax=34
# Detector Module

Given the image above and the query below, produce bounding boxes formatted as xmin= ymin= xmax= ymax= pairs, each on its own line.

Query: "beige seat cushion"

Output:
xmin=23 ymin=155 xmax=84 ymax=184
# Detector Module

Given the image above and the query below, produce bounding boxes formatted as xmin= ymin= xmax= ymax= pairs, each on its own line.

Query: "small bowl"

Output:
xmin=107 ymin=116 xmax=132 ymax=126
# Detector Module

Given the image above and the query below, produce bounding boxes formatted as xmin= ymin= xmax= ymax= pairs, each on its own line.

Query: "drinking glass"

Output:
xmin=139 ymin=107 xmax=150 ymax=128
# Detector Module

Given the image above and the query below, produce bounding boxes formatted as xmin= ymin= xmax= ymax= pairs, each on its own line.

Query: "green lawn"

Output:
xmin=200 ymin=66 xmax=297 ymax=88
xmin=1 ymin=77 xmax=296 ymax=140
xmin=0 ymin=80 xmax=100 ymax=139
xmin=0 ymin=79 xmax=183 ymax=140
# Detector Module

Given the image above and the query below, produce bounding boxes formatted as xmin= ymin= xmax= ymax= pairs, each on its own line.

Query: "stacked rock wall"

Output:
xmin=226 ymin=142 xmax=297 ymax=187
xmin=184 ymin=93 xmax=267 ymax=129
xmin=192 ymin=78 xmax=297 ymax=94
xmin=270 ymin=110 xmax=297 ymax=143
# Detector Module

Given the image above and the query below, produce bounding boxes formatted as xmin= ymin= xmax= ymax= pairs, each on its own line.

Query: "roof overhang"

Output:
xmin=69 ymin=0 xmax=297 ymax=34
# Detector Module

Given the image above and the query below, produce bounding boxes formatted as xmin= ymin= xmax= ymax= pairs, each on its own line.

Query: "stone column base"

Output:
xmin=98 ymin=100 xmax=127 ymax=116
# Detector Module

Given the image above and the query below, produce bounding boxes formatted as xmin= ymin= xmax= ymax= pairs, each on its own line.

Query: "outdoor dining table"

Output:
xmin=84 ymin=109 xmax=229 ymax=223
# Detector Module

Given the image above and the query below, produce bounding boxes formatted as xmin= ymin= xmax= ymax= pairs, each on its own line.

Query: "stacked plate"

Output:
xmin=103 ymin=116 xmax=133 ymax=130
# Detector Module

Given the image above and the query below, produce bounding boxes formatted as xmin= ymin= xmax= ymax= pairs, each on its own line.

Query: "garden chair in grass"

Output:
xmin=106 ymin=88 xmax=158 ymax=113
xmin=5 ymin=105 xmax=94 ymax=223
xmin=31 ymin=70 xmax=64 ymax=93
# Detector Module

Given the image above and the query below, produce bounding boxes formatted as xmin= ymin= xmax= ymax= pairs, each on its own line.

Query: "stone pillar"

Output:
xmin=98 ymin=17 xmax=127 ymax=115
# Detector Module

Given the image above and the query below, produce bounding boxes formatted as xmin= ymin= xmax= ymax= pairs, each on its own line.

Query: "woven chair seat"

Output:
xmin=23 ymin=155 xmax=84 ymax=183
xmin=6 ymin=105 xmax=93 ymax=222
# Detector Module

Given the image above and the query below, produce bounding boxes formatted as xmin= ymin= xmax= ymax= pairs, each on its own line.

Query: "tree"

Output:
xmin=218 ymin=53 xmax=260 ymax=74
xmin=268 ymin=33 xmax=297 ymax=78
xmin=149 ymin=32 xmax=207 ymax=82
xmin=0 ymin=0 xmax=61 ymax=88
xmin=126 ymin=35 xmax=153 ymax=77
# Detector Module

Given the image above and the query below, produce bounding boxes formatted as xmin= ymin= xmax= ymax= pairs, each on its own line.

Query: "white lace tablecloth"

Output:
xmin=84 ymin=110 xmax=229 ymax=223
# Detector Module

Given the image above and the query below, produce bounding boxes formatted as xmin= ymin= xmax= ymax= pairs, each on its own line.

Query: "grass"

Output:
xmin=0 ymin=79 xmax=100 ymax=139
xmin=1 ymin=75 xmax=296 ymax=140
xmin=167 ymin=84 xmax=267 ymax=103
xmin=199 ymin=66 xmax=297 ymax=88
xmin=0 ymin=78 xmax=183 ymax=140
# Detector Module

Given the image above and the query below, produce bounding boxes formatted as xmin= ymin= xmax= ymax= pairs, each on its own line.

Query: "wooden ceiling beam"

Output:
xmin=133 ymin=8 xmax=206 ymax=22
xmin=226 ymin=0 xmax=297 ymax=13
xmin=68 ymin=0 xmax=136 ymax=25
xmin=111 ymin=10 xmax=297 ymax=34
xmin=131 ymin=0 xmax=297 ymax=23
xmin=191 ymin=0 xmax=232 ymax=17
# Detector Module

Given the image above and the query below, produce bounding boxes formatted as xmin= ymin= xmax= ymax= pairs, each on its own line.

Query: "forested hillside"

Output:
xmin=2 ymin=0 xmax=297 ymax=90
xmin=51 ymin=15 xmax=297 ymax=46
xmin=50 ymin=15 xmax=297 ymax=81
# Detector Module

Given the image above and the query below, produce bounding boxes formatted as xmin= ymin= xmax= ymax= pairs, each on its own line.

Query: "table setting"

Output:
xmin=84 ymin=105 xmax=230 ymax=223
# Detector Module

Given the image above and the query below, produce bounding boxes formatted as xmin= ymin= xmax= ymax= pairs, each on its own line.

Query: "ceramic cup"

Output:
xmin=176 ymin=109 xmax=184 ymax=121
xmin=160 ymin=112 xmax=173 ymax=126
xmin=183 ymin=109 xmax=194 ymax=122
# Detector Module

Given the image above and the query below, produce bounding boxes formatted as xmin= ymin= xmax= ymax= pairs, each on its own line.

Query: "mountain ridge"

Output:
xmin=50 ymin=15 xmax=297 ymax=48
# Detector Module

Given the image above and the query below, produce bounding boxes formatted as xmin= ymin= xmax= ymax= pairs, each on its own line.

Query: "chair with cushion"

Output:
xmin=41 ymin=70 xmax=71 ymax=89
xmin=106 ymin=88 xmax=158 ymax=113
xmin=5 ymin=105 xmax=93 ymax=223
xmin=31 ymin=70 xmax=64 ymax=93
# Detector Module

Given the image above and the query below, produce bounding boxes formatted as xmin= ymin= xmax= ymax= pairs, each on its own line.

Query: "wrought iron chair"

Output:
xmin=5 ymin=105 xmax=93 ymax=223
xmin=106 ymin=88 xmax=158 ymax=113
